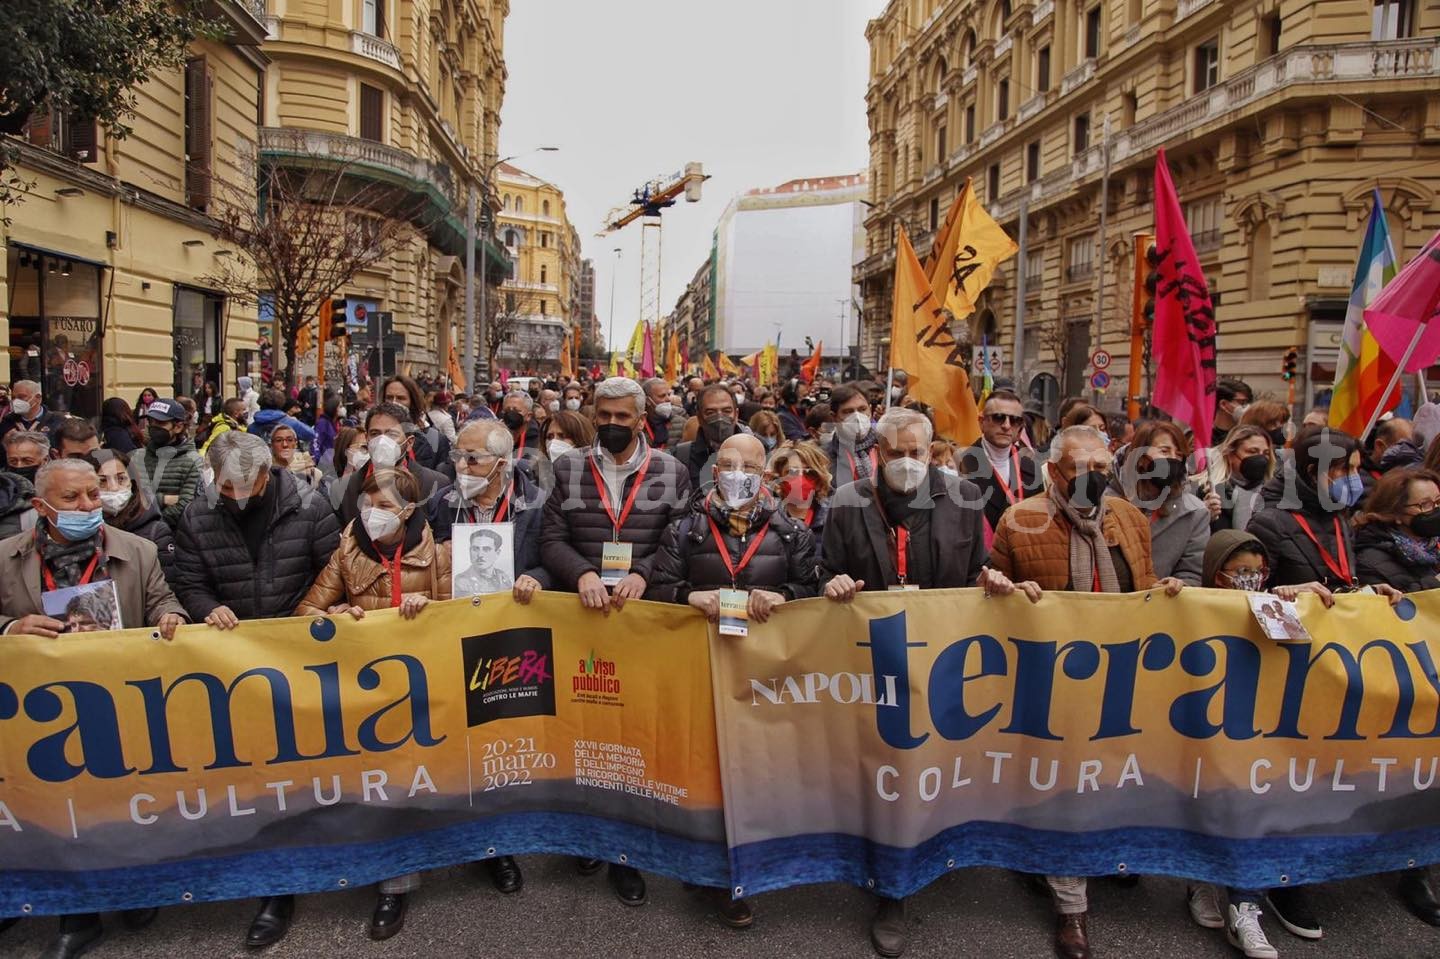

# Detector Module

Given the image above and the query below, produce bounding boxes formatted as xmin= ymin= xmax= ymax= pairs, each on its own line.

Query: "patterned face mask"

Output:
xmin=1220 ymin=569 xmax=1266 ymax=592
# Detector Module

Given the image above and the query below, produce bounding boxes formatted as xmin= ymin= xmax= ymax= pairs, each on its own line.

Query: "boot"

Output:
xmin=869 ymin=896 xmax=907 ymax=958
xmin=1054 ymin=911 xmax=1090 ymax=959
xmin=369 ymin=892 xmax=406 ymax=941
xmin=607 ymin=863 xmax=646 ymax=906
xmin=244 ymin=895 xmax=294 ymax=949
xmin=39 ymin=913 xmax=103 ymax=959
xmin=1400 ymin=870 xmax=1440 ymax=927
xmin=485 ymin=855 xmax=524 ymax=894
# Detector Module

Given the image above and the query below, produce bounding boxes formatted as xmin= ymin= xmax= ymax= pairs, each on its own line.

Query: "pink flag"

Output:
xmin=1366 ymin=231 xmax=1440 ymax=373
xmin=498 ymin=367 xmax=510 ymax=389
xmin=640 ymin=323 xmax=656 ymax=378
xmin=1151 ymin=148 xmax=1217 ymax=451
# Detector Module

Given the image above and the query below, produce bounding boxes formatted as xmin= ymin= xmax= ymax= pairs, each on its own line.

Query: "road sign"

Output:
xmin=1090 ymin=349 xmax=1112 ymax=370
xmin=1090 ymin=370 xmax=1111 ymax=390
xmin=363 ymin=310 xmax=395 ymax=342
xmin=971 ymin=345 xmax=1004 ymax=376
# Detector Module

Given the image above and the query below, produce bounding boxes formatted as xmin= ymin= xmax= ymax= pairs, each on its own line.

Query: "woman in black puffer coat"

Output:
xmin=1248 ymin=428 xmax=1367 ymax=588
xmin=1356 ymin=466 xmax=1440 ymax=592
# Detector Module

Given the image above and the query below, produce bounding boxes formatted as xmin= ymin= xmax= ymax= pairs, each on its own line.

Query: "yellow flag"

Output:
xmin=664 ymin=332 xmax=680 ymax=383
xmin=609 ymin=352 xmax=619 ymax=377
xmin=759 ymin=342 xmax=778 ymax=387
xmin=703 ymin=353 xmax=719 ymax=380
xmin=295 ymin=319 xmax=312 ymax=356
xmin=718 ymin=353 xmax=740 ymax=377
xmin=626 ymin=320 xmax=646 ymax=364
xmin=928 ymin=177 xmax=1018 ymax=321
xmin=891 ymin=227 xmax=981 ymax=446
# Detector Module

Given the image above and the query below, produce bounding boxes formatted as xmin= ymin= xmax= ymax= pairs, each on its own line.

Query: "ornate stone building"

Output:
xmin=492 ymin=162 xmax=581 ymax=373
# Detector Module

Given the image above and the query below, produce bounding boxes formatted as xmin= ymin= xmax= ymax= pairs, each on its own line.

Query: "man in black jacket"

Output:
xmin=673 ymin=384 xmax=747 ymax=489
xmin=171 ymin=430 xmax=340 ymax=950
xmin=540 ymin=376 xmax=690 ymax=909
xmin=334 ymin=404 xmax=446 ymax=524
xmin=0 ymin=379 xmax=67 ymax=469
xmin=824 ymin=383 xmax=881 ymax=490
xmin=956 ymin=389 xmax=1044 ymax=537
xmin=820 ymin=407 xmax=1035 ymax=959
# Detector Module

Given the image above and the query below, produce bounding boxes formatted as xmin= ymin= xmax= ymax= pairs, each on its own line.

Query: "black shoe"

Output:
xmin=0 ymin=916 xmax=18 ymax=937
xmin=1107 ymin=873 xmax=1140 ymax=888
xmin=718 ymin=892 xmax=753 ymax=929
xmin=870 ymin=896 xmax=907 ymax=958
xmin=576 ymin=857 xmax=604 ymax=876
xmin=369 ymin=893 xmax=406 ymax=941
xmin=1399 ymin=871 xmax=1440 ymax=927
xmin=608 ymin=863 xmax=647 ymax=906
xmin=120 ymin=907 xmax=158 ymax=931
xmin=1266 ymin=886 xmax=1323 ymax=940
xmin=245 ymin=895 xmax=294 ymax=949
xmin=40 ymin=913 xmax=103 ymax=959
xmin=486 ymin=856 xmax=524 ymax=895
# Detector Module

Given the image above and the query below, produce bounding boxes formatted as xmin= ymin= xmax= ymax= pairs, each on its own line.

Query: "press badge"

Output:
xmin=600 ymin=541 xmax=633 ymax=587
xmin=717 ymin=589 xmax=750 ymax=637
xmin=887 ymin=584 xmax=921 ymax=592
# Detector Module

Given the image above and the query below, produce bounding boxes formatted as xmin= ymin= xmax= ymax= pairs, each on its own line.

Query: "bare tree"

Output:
xmin=485 ymin=287 xmax=551 ymax=374
xmin=203 ymin=150 xmax=431 ymax=389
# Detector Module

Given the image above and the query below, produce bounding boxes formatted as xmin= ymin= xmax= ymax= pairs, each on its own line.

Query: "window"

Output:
xmin=987 ymin=163 xmax=1001 ymax=202
xmin=1259 ymin=13 xmax=1282 ymax=57
xmin=359 ymin=83 xmax=383 ymax=142
xmin=935 ymin=124 xmax=948 ymax=162
xmin=5 ymin=246 xmax=105 ymax=419
xmin=1122 ymin=90 xmax=1138 ymax=127
xmin=1001 ymin=0 xmax=1012 ymax=20
xmin=539 ymin=300 xmax=547 ymax=315
xmin=1026 ymin=141 xmax=1041 ymax=182
xmin=997 ymin=78 xmax=1010 ymax=121
xmin=362 ymin=0 xmax=385 ymax=38
xmin=503 ymin=193 xmax=511 ymax=209
xmin=1074 ymin=112 xmax=1091 ymax=154
xmin=1372 ymin=0 xmax=1413 ymax=38
xmin=515 ymin=196 xmax=524 ymax=213
xmin=543 ymin=199 xmax=551 ymax=216
xmin=1194 ymin=39 xmax=1220 ymax=93
xmin=1249 ymin=221 xmax=1272 ymax=299
xmin=504 ymin=229 xmax=518 ymax=247
xmin=184 ymin=57 xmax=213 ymax=211
xmin=541 ymin=232 xmax=551 ymax=248
xmin=1025 ymin=246 xmax=1045 ymax=284
xmin=930 ymin=197 xmax=940 ymax=231
xmin=965 ymin=104 xmax=976 ymax=143
xmin=1037 ymin=46 xmax=1051 ymax=92
xmin=540 ymin=265 xmax=548 ymax=284
xmin=1066 ymin=233 xmax=1095 ymax=282
xmin=1084 ymin=6 xmax=1102 ymax=58
xmin=174 ymin=287 xmax=224 ymax=399
xmin=1133 ymin=169 xmax=1151 ymax=205
xmin=1185 ymin=195 xmax=1222 ymax=251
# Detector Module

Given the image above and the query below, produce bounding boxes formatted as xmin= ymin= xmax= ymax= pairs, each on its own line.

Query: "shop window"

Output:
xmin=174 ymin=287 xmax=225 ymax=399
xmin=5 ymin=245 xmax=105 ymax=418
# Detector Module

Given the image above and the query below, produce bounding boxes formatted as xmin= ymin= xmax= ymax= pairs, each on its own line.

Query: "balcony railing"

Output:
xmin=1192 ymin=229 xmax=1222 ymax=253
xmin=962 ymin=63 xmax=978 ymax=86
xmin=1060 ymin=58 xmax=1097 ymax=95
xmin=933 ymin=91 xmax=949 ymax=111
xmin=1065 ymin=264 xmax=1095 ymax=283
xmin=979 ymin=119 xmax=1009 ymax=147
xmin=259 ymin=126 xmax=456 ymax=208
xmin=1033 ymin=0 xmax=1053 ymax=23
xmin=1176 ymin=0 xmax=1217 ymax=21
xmin=995 ymin=35 xmax=1013 ymax=59
xmin=1017 ymin=92 xmax=1048 ymax=123
xmin=229 ymin=0 xmax=266 ymax=26
xmin=1120 ymin=23 xmax=1141 ymax=50
xmin=923 ymin=165 xmax=943 ymax=186
xmin=351 ymin=31 xmax=402 ymax=70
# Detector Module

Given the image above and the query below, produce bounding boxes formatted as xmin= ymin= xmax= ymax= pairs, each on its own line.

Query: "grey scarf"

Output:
xmin=1052 ymin=486 xmax=1120 ymax=593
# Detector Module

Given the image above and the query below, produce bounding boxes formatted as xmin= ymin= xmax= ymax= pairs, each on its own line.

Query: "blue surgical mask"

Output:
xmin=1328 ymin=473 xmax=1364 ymax=508
xmin=46 ymin=503 xmax=104 ymax=540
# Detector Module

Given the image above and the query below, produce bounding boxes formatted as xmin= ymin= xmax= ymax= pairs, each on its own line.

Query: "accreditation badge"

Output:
xmin=600 ymin=541 xmax=633 ymax=587
xmin=717 ymin=588 xmax=750 ymax=637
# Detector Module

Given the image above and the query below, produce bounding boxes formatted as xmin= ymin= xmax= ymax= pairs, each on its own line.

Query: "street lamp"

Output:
xmin=607 ymin=247 xmax=622 ymax=360
xmin=466 ymin=145 xmax=560 ymax=384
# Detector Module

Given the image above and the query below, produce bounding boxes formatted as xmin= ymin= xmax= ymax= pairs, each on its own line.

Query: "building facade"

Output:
xmin=576 ymin=257 xmax=599 ymax=345
xmin=492 ymin=163 xmax=580 ymax=372
xmin=662 ymin=253 xmax=717 ymax=369
xmin=262 ymin=0 xmax=512 ymax=383
xmin=856 ymin=0 xmax=1440 ymax=410
xmin=0 ymin=1 xmax=270 ymax=412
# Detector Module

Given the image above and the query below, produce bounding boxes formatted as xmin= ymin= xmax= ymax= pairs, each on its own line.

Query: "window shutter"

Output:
xmin=64 ymin=114 xmax=99 ymax=163
xmin=25 ymin=107 xmax=54 ymax=149
xmin=185 ymin=57 xmax=214 ymax=210
xmin=360 ymin=84 xmax=383 ymax=142
xmin=377 ymin=0 xmax=386 ymax=39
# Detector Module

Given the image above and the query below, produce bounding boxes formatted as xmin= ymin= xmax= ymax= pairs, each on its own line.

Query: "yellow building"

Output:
xmin=493 ymin=163 xmax=581 ymax=372
xmin=262 ymin=0 xmax=512 ymax=382
xmin=857 ymin=0 xmax=1440 ymax=408
xmin=0 ymin=1 xmax=270 ymax=414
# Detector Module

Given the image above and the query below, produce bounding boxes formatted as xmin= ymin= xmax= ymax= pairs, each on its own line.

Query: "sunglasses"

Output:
xmin=986 ymin=413 xmax=1025 ymax=427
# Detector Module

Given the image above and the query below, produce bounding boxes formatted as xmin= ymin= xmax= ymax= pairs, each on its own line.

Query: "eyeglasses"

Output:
xmin=271 ymin=436 xmax=298 ymax=448
xmin=1220 ymin=565 xmax=1269 ymax=579
xmin=986 ymin=413 xmax=1025 ymax=427
xmin=450 ymin=450 xmax=500 ymax=467
xmin=367 ymin=429 xmax=405 ymax=441
xmin=1405 ymin=499 xmax=1440 ymax=513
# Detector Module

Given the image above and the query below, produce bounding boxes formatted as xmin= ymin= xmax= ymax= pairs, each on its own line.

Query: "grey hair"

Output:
xmin=1054 ymin=425 xmax=1108 ymax=457
xmin=641 ymin=377 xmax=669 ymax=399
xmin=594 ymin=376 xmax=645 ymax=416
xmin=504 ymin=390 xmax=534 ymax=412
xmin=11 ymin=380 xmax=40 ymax=395
xmin=4 ymin=429 xmax=50 ymax=455
xmin=456 ymin=419 xmax=515 ymax=457
xmin=875 ymin=408 xmax=934 ymax=446
xmin=206 ymin=430 xmax=273 ymax=485
xmin=35 ymin=457 xmax=96 ymax=498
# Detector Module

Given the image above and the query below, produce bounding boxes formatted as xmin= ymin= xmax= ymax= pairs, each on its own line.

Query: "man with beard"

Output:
xmin=673 ymin=385 xmax=748 ymax=489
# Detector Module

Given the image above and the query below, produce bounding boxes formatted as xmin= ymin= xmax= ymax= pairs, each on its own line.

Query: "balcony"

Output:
xmin=1065 ymin=264 xmax=1095 ymax=283
xmin=1018 ymin=92 xmax=1049 ymax=123
xmin=995 ymin=35 xmax=1013 ymax=59
xmin=1033 ymin=0 xmax=1053 ymax=23
xmin=352 ymin=31 xmax=402 ymax=71
xmin=947 ymin=142 xmax=976 ymax=166
xmin=1176 ymin=0 xmax=1217 ymax=21
xmin=1060 ymin=58 xmax=1097 ymax=95
xmin=979 ymin=119 xmax=1009 ymax=147
xmin=923 ymin=165 xmax=943 ymax=186
xmin=207 ymin=0 xmax=269 ymax=45
xmin=963 ymin=63 xmax=979 ymax=86
xmin=933 ymin=91 xmax=949 ymax=111
xmin=1192 ymin=229 xmax=1222 ymax=253
xmin=1119 ymin=23 xmax=1141 ymax=50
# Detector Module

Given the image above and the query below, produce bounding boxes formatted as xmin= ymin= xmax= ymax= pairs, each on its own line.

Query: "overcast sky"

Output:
xmin=500 ymin=0 xmax=882 ymax=350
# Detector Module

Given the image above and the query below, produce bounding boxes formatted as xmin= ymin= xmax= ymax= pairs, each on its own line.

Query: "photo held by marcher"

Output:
xmin=6 ymin=3 xmax=1440 ymax=957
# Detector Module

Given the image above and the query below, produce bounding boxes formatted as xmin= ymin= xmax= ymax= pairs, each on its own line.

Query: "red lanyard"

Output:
xmin=588 ymin=450 xmax=653 ymax=541
xmin=704 ymin=508 xmax=772 ymax=588
xmin=846 ymin=448 xmax=877 ymax=483
xmin=872 ymin=493 xmax=910 ymax=585
xmin=386 ymin=543 xmax=405 ymax=608
xmin=644 ymin=419 xmax=657 ymax=443
xmin=1292 ymin=514 xmax=1352 ymax=583
xmin=993 ymin=446 xmax=1024 ymax=505
xmin=1092 ymin=565 xmax=1102 ymax=593
xmin=471 ymin=481 xmax=513 ymax=523
xmin=42 ymin=551 xmax=101 ymax=592
xmin=516 ymin=430 xmax=526 ymax=457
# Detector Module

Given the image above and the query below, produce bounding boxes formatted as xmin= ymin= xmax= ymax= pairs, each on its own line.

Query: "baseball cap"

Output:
xmin=144 ymin=398 xmax=187 ymax=422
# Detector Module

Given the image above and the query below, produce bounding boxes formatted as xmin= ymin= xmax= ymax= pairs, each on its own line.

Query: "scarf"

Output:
xmin=1051 ymin=487 xmax=1120 ymax=593
xmin=1385 ymin=527 xmax=1440 ymax=568
xmin=36 ymin=521 xmax=108 ymax=588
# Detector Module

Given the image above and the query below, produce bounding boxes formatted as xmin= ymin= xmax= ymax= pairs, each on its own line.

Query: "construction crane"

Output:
xmin=598 ymin=163 xmax=708 ymax=339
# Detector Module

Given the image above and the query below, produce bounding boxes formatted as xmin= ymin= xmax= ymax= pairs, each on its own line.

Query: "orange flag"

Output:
xmin=664 ymin=331 xmax=680 ymax=383
xmin=800 ymin=340 xmax=822 ymax=383
xmin=702 ymin=353 xmax=719 ymax=380
xmin=718 ymin=353 xmax=741 ymax=377
xmin=447 ymin=342 xmax=467 ymax=391
xmin=890 ymin=227 xmax=980 ymax=446
xmin=927 ymin=177 xmax=1018 ymax=321
xmin=560 ymin=331 xmax=574 ymax=379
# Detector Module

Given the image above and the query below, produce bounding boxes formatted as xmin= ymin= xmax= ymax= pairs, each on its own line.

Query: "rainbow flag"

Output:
xmin=1330 ymin=188 xmax=1399 ymax=437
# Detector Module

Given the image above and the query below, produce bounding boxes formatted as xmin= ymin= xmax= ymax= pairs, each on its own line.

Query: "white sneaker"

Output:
xmin=1187 ymin=883 xmax=1225 ymax=929
xmin=1227 ymin=901 xmax=1279 ymax=959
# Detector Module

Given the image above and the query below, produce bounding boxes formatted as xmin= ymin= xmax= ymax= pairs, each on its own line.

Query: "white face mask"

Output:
xmin=361 ymin=506 xmax=403 ymax=541
xmin=733 ymin=393 xmax=745 ymax=406
xmin=456 ymin=473 xmax=490 ymax=500
xmin=547 ymin=438 xmax=574 ymax=460
xmin=889 ymin=386 xmax=903 ymax=401
xmin=837 ymin=411 xmax=870 ymax=444
xmin=938 ymin=465 xmax=959 ymax=479
xmin=338 ymin=406 xmax=347 ymax=418
xmin=10 ymin=398 xmax=32 ymax=418
xmin=654 ymin=402 xmax=674 ymax=419
xmin=818 ymin=426 xmax=836 ymax=446
xmin=565 ymin=398 xmax=582 ymax=411
xmin=547 ymin=400 xmax=560 ymax=413
xmin=716 ymin=469 xmax=760 ymax=509
xmin=348 ymin=449 xmax=370 ymax=472
xmin=883 ymin=456 xmax=928 ymax=493
xmin=99 ymin=488 xmax=133 ymax=515
xmin=369 ymin=435 xmax=403 ymax=469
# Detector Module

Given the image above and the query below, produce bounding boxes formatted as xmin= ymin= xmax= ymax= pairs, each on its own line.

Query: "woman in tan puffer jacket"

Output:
xmin=293 ymin=466 xmax=450 ymax=942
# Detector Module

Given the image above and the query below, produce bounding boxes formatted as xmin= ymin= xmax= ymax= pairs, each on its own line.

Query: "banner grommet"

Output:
xmin=486 ymin=846 xmax=497 ymax=856
xmin=734 ymin=885 xmax=744 ymax=897
xmin=1278 ymin=874 xmax=1290 ymax=884
xmin=20 ymin=904 xmax=31 ymax=914
xmin=337 ymin=878 xmax=349 ymax=888
xmin=618 ymin=854 xmax=629 ymax=864
xmin=1116 ymin=863 xmax=1128 ymax=873
xmin=181 ymin=892 xmax=193 ymax=902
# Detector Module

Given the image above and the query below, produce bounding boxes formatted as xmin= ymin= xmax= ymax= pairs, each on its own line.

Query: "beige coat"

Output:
xmin=295 ymin=521 xmax=452 ymax=615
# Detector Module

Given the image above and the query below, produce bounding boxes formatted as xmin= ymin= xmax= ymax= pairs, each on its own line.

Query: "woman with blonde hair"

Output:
xmin=1208 ymin=425 xmax=1275 ymax=532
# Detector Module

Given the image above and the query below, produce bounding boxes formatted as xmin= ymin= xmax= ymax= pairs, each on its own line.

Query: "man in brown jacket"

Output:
xmin=990 ymin=424 xmax=1183 ymax=959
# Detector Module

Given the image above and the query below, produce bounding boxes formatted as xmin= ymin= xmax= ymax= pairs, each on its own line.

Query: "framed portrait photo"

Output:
xmin=452 ymin=522 xmax=516 ymax=597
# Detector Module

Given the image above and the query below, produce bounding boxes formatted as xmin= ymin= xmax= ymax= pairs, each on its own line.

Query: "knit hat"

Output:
xmin=1202 ymin=528 xmax=1270 ymax=588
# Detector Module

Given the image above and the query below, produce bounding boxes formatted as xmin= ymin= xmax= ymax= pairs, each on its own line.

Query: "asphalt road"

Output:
xmin=4 ymin=861 xmax=1438 ymax=958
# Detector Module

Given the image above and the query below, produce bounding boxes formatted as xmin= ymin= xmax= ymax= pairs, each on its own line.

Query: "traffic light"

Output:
xmin=1131 ymin=233 xmax=1156 ymax=335
xmin=326 ymin=298 xmax=348 ymax=340
xmin=1281 ymin=347 xmax=1299 ymax=381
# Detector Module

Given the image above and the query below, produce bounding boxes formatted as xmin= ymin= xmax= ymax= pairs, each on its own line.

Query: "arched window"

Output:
xmin=542 ymin=199 xmax=551 ymax=216
xmin=515 ymin=196 xmax=524 ymax=213
xmin=962 ymin=29 xmax=978 ymax=67
xmin=932 ymin=58 xmax=948 ymax=93
xmin=1249 ymin=221 xmax=1272 ymax=299
xmin=502 ymin=193 xmax=511 ymax=210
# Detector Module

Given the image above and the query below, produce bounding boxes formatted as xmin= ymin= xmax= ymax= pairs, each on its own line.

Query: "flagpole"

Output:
xmin=1093 ymin=116 xmax=1112 ymax=404
xmin=1013 ymin=196 xmax=1029 ymax=392
xmin=1359 ymin=325 xmax=1426 ymax=441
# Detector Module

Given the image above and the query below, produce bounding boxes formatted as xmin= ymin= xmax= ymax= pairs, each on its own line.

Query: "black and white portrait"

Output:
xmin=452 ymin=523 xmax=515 ymax=597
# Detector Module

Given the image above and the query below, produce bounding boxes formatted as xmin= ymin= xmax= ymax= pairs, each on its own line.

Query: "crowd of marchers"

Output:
xmin=1 ymin=366 xmax=1438 ymax=959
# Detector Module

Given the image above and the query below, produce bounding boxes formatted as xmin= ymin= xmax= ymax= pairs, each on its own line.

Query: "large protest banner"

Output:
xmin=710 ymin=588 xmax=1440 ymax=900
xmin=0 ymin=594 xmax=727 ymax=915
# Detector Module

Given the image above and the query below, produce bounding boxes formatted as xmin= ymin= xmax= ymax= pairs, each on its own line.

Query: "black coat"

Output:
xmin=955 ymin=441 xmax=1044 ymax=534
xmin=821 ymin=469 xmax=989 ymax=590
xmin=114 ymin=496 xmax=177 ymax=583
xmin=429 ymin=465 xmax=551 ymax=588
xmin=1355 ymin=523 xmax=1440 ymax=593
xmin=673 ymin=424 xmax=751 ymax=490
xmin=541 ymin=445 xmax=691 ymax=589
xmin=778 ymin=405 xmax=808 ymax=441
xmin=825 ymin=431 xmax=882 ymax=490
xmin=0 ymin=408 xmax=67 ymax=468
xmin=172 ymin=468 xmax=341 ymax=621
xmin=102 ymin=421 xmax=140 ymax=453
xmin=1246 ymin=475 xmax=1357 ymax=588
xmin=335 ymin=461 xmax=445 ymax=526
xmin=645 ymin=491 xmax=819 ymax=603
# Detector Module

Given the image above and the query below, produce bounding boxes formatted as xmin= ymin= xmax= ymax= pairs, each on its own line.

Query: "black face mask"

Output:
xmin=702 ymin=417 xmax=735 ymax=447
xmin=1267 ymin=427 xmax=1287 ymax=449
xmin=1413 ymin=509 xmax=1440 ymax=539
xmin=595 ymin=424 xmax=634 ymax=456
xmin=9 ymin=465 xmax=38 ymax=484
xmin=148 ymin=425 xmax=176 ymax=448
xmin=501 ymin=410 xmax=525 ymax=432
xmin=1068 ymin=469 xmax=1109 ymax=510
xmin=1145 ymin=457 xmax=1186 ymax=488
xmin=221 ymin=491 xmax=265 ymax=517
xmin=1237 ymin=453 xmax=1270 ymax=487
